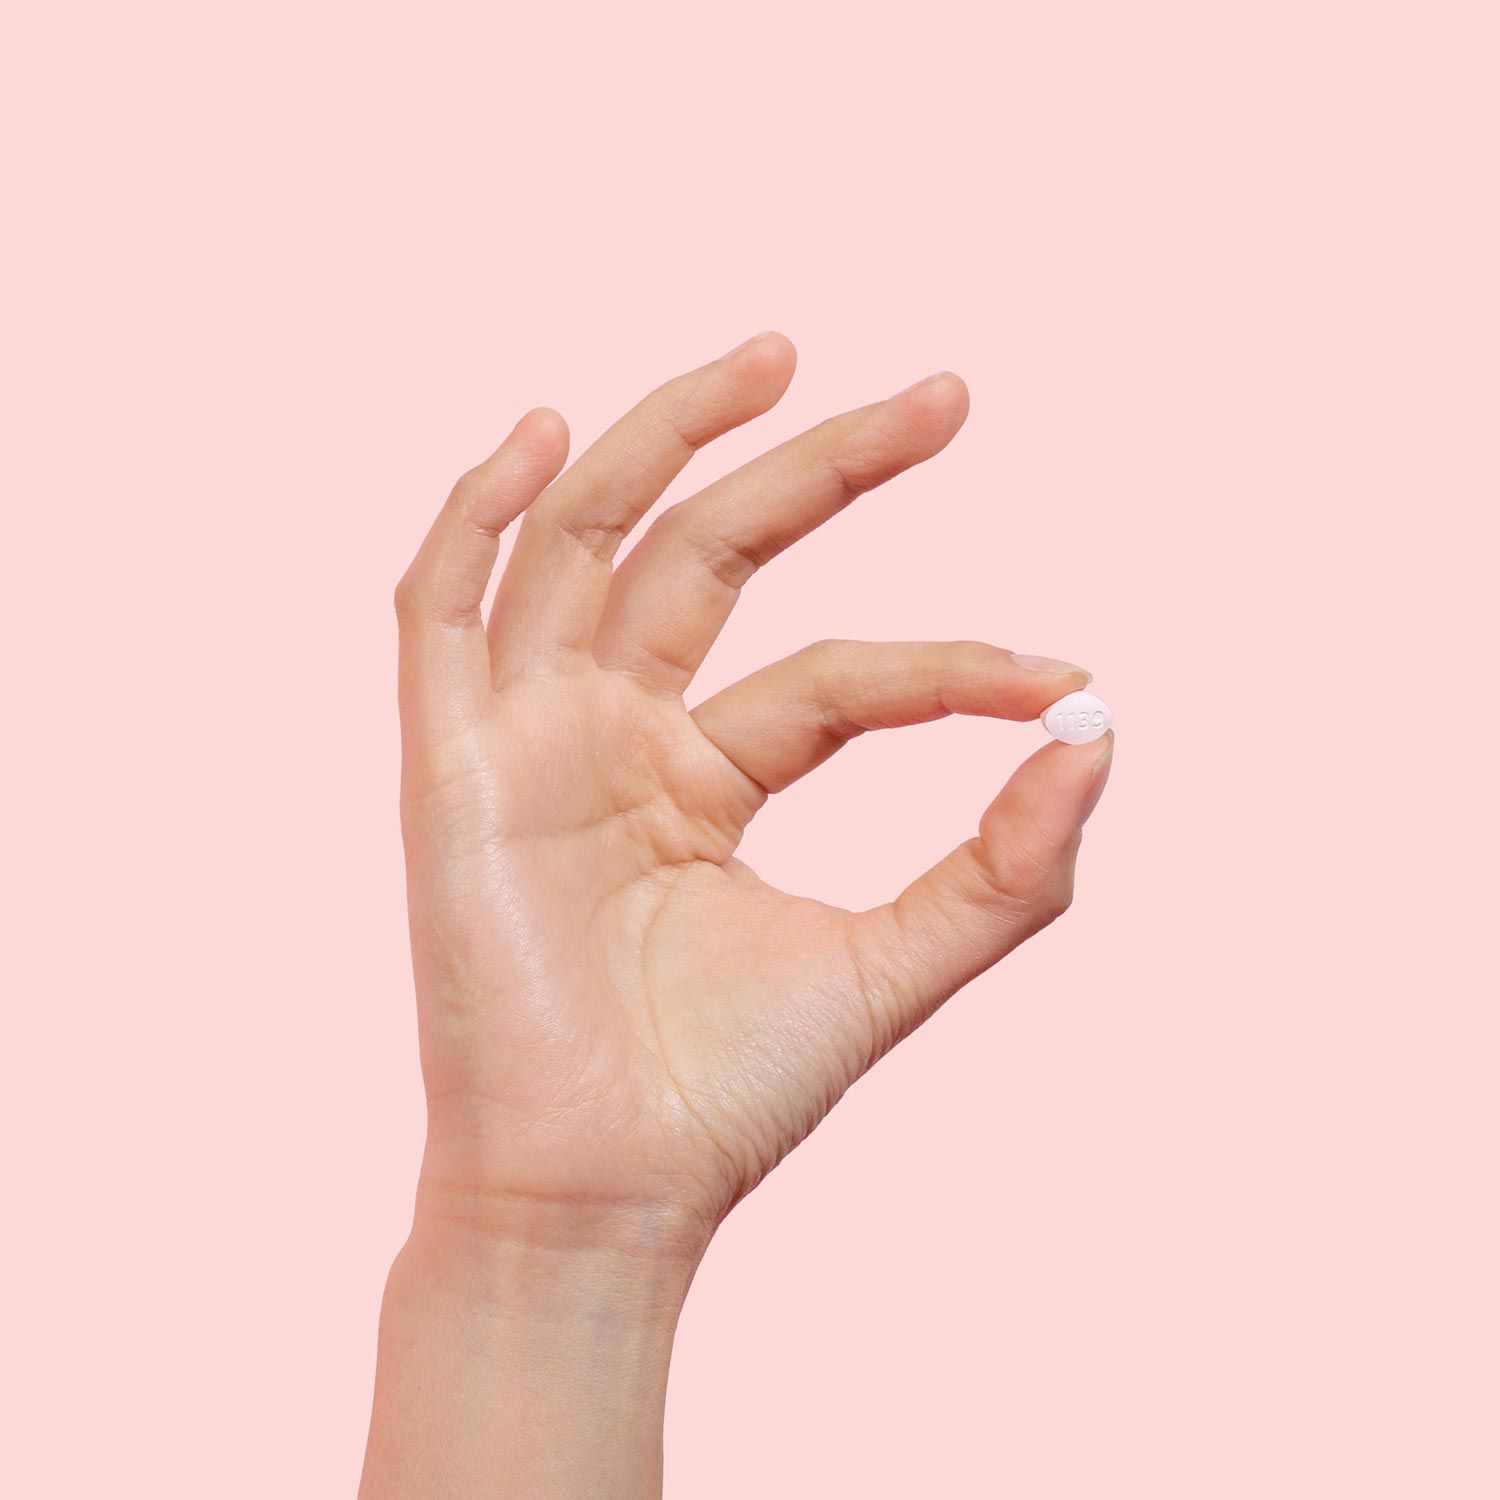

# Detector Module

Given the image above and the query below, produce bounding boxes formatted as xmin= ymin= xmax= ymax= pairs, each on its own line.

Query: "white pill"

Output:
xmin=1041 ymin=689 xmax=1113 ymax=745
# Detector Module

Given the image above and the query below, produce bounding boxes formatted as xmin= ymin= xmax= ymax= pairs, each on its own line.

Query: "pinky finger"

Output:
xmin=395 ymin=408 xmax=569 ymax=728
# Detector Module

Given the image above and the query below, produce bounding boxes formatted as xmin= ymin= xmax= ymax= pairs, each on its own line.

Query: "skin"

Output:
xmin=358 ymin=333 xmax=1114 ymax=1498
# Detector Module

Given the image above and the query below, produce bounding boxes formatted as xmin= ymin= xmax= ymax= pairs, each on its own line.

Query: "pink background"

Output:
xmin=5 ymin=2 xmax=1497 ymax=1494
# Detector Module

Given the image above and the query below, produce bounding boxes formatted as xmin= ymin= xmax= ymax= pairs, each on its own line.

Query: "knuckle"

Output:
xmin=822 ymin=449 xmax=873 ymax=502
xmin=643 ymin=379 xmax=701 ymax=455
xmin=800 ymin=638 xmax=848 ymax=669
xmin=979 ymin=833 xmax=1076 ymax=927
xmin=446 ymin=468 xmax=488 ymax=525
xmin=1041 ymin=869 xmax=1076 ymax=922
xmin=392 ymin=572 xmax=421 ymax=623
xmin=659 ymin=359 xmax=760 ymax=452
xmin=798 ymin=640 xmax=864 ymax=743
xmin=678 ymin=519 xmax=764 ymax=592
xmin=556 ymin=513 xmax=624 ymax=563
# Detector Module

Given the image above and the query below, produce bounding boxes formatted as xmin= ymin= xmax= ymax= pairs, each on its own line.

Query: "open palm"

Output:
xmin=395 ymin=335 xmax=1112 ymax=1254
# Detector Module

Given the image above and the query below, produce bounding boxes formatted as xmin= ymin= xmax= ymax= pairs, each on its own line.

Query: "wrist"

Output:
xmin=361 ymin=1178 xmax=697 ymax=1500
xmin=413 ymin=1119 xmax=719 ymax=1271
xmin=406 ymin=1170 xmax=706 ymax=1327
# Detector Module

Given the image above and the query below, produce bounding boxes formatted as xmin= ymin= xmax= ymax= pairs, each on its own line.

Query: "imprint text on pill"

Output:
xmin=1041 ymin=689 xmax=1113 ymax=745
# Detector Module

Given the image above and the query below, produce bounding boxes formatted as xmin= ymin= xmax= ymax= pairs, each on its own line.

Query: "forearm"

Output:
xmin=357 ymin=1186 xmax=702 ymax=1500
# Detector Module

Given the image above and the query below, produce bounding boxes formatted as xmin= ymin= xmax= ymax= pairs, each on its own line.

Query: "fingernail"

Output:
xmin=726 ymin=331 xmax=774 ymax=357
xmin=1012 ymin=653 xmax=1092 ymax=682
xmin=1080 ymin=732 xmax=1114 ymax=824
xmin=896 ymin=371 xmax=947 ymax=395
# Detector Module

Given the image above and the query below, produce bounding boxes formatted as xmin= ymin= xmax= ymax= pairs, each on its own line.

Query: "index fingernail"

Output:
xmin=1012 ymin=653 xmax=1091 ymax=681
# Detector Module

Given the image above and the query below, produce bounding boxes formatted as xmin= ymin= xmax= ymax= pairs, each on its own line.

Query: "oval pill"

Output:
xmin=1041 ymin=689 xmax=1113 ymax=745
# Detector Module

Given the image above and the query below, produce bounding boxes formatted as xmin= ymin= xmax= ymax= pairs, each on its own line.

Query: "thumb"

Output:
xmin=850 ymin=732 xmax=1114 ymax=1052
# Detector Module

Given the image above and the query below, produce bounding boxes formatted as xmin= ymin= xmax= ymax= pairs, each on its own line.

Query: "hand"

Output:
xmin=361 ymin=335 xmax=1112 ymax=1499
xmin=394 ymin=333 xmax=1112 ymax=1254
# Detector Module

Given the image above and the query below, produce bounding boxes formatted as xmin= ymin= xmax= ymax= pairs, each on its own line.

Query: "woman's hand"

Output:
xmin=361 ymin=335 xmax=1112 ymax=1498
